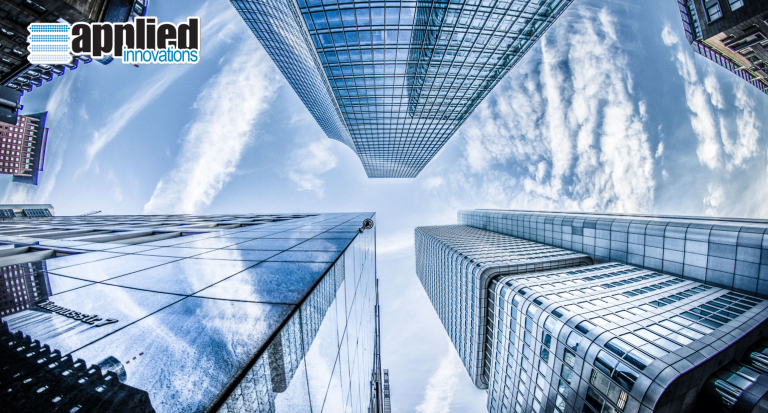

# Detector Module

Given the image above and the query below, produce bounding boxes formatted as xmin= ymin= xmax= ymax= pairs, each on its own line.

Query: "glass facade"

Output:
xmin=417 ymin=210 xmax=768 ymax=413
xmin=415 ymin=224 xmax=590 ymax=388
xmin=484 ymin=262 xmax=768 ymax=413
xmin=698 ymin=339 xmax=768 ymax=412
xmin=0 ymin=212 xmax=380 ymax=413
xmin=232 ymin=0 xmax=574 ymax=177
xmin=459 ymin=210 xmax=768 ymax=297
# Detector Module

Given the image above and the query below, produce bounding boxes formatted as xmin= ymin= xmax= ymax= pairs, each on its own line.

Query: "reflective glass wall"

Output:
xmin=234 ymin=0 xmax=574 ymax=177
xmin=460 ymin=210 xmax=768 ymax=297
xmin=0 ymin=213 xmax=380 ymax=413
xmin=219 ymin=221 xmax=378 ymax=413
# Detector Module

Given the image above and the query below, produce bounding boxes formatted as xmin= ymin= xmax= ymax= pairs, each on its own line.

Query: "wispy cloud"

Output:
xmin=661 ymin=25 xmax=722 ymax=169
xmin=444 ymin=6 xmax=654 ymax=213
xmin=143 ymin=40 xmax=282 ymax=213
xmin=286 ymin=139 xmax=339 ymax=196
xmin=2 ymin=73 xmax=77 ymax=204
xmin=415 ymin=346 xmax=462 ymax=413
xmin=703 ymin=183 xmax=724 ymax=216
xmin=661 ymin=25 xmax=762 ymax=171
xmin=378 ymin=231 xmax=414 ymax=255
xmin=725 ymin=83 xmax=761 ymax=169
xmin=79 ymin=1 xmax=240 ymax=173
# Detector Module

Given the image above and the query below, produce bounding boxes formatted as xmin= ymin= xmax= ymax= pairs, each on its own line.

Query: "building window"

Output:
xmin=703 ymin=0 xmax=724 ymax=21
xmin=728 ymin=0 xmax=744 ymax=10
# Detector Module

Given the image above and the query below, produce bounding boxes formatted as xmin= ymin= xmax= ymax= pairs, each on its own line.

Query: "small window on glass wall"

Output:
xmin=563 ymin=349 xmax=576 ymax=367
xmin=542 ymin=331 xmax=552 ymax=348
xmin=703 ymin=0 xmax=723 ymax=21
xmin=576 ymin=320 xmax=594 ymax=334
xmin=567 ymin=331 xmax=582 ymax=350
xmin=729 ymin=0 xmax=744 ymax=10
xmin=540 ymin=347 xmax=550 ymax=363
xmin=544 ymin=315 xmax=558 ymax=333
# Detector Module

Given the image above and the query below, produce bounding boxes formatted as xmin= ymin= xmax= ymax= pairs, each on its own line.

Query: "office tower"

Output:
xmin=458 ymin=210 xmax=768 ymax=297
xmin=416 ymin=210 xmax=768 ymax=413
xmin=232 ymin=0 xmax=574 ymax=178
xmin=0 ymin=327 xmax=155 ymax=412
xmin=675 ymin=0 xmax=768 ymax=94
xmin=0 ymin=85 xmax=23 ymax=123
xmin=382 ymin=369 xmax=391 ymax=413
xmin=0 ymin=212 xmax=381 ymax=413
xmin=0 ymin=112 xmax=48 ymax=185
xmin=0 ymin=260 xmax=49 ymax=316
xmin=0 ymin=203 xmax=54 ymax=217
xmin=0 ymin=0 xmax=149 ymax=93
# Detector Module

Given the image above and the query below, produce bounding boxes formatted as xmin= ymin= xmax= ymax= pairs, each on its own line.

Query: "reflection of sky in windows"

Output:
xmin=0 ymin=213 xmax=378 ymax=412
xmin=415 ymin=224 xmax=589 ymax=389
xmin=484 ymin=261 xmax=768 ymax=413
xmin=459 ymin=210 xmax=768 ymax=297
xmin=236 ymin=0 xmax=573 ymax=177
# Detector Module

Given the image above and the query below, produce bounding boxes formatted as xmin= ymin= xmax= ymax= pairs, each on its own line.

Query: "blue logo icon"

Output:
xmin=27 ymin=23 xmax=72 ymax=65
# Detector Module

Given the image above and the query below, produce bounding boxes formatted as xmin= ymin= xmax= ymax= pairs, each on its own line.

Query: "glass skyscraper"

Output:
xmin=416 ymin=210 xmax=768 ymax=413
xmin=231 ymin=0 xmax=574 ymax=177
xmin=0 ymin=212 xmax=382 ymax=413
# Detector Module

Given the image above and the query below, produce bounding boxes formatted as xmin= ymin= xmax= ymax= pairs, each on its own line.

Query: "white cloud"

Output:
xmin=415 ymin=347 xmax=462 ymax=413
xmin=704 ymin=70 xmax=724 ymax=109
xmin=661 ymin=25 xmax=679 ymax=46
xmin=703 ymin=183 xmax=725 ymax=216
xmin=447 ymin=6 xmax=655 ymax=214
xmin=423 ymin=176 xmax=443 ymax=190
xmin=661 ymin=25 xmax=763 ymax=171
xmin=662 ymin=25 xmax=722 ymax=169
xmin=377 ymin=231 xmax=414 ymax=255
xmin=2 ymin=72 xmax=77 ymax=204
xmin=723 ymin=83 xmax=761 ymax=169
xmin=79 ymin=1 xmax=240 ymax=173
xmin=655 ymin=142 xmax=664 ymax=158
xmin=286 ymin=140 xmax=339 ymax=196
xmin=143 ymin=40 xmax=282 ymax=214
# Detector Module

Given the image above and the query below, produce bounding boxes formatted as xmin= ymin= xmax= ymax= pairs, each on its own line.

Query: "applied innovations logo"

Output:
xmin=28 ymin=17 xmax=200 ymax=65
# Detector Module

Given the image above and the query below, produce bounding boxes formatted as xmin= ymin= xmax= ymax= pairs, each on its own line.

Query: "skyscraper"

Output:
xmin=0 ymin=260 xmax=50 ymax=316
xmin=0 ymin=0 xmax=149 ymax=93
xmin=459 ymin=209 xmax=768 ymax=296
xmin=382 ymin=369 xmax=391 ymax=413
xmin=416 ymin=210 xmax=768 ymax=413
xmin=0 ymin=85 xmax=23 ymax=124
xmin=0 ymin=212 xmax=381 ymax=413
xmin=232 ymin=0 xmax=574 ymax=178
xmin=0 ymin=112 xmax=48 ymax=185
xmin=0 ymin=203 xmax=54 ymax=217
xmin=675 ymin=0 xmax=768 ymax=95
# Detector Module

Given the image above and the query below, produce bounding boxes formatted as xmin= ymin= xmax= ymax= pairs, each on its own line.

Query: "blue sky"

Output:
xmin=3 ymin=0 xmax=768 ymax=411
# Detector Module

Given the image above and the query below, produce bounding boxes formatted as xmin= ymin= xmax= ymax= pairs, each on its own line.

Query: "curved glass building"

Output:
xmin=417 ymin=210 xmax=768 ymax=413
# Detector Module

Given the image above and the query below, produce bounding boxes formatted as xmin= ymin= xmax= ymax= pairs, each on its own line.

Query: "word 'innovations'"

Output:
xmin=71 ymin=17 xmax=200 ymax=64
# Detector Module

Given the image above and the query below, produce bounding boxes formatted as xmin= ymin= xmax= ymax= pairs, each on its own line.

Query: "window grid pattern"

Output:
xmin=674 ymin=0 xmax=768 ymax=94
xmin=484 ymin=262 xmax=768 ymax=413
xmin=459 ymin=210 xmax=768 ymax=297
xmin=236 ymin=0 xmax=574 ymax=177
xmin=230 ymin=0 xmax=357 ymax=152
xmin=415 ymin=224 xmax=590 ymax=388
xmin=0 ymin=212 xmax=380 ymax=412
